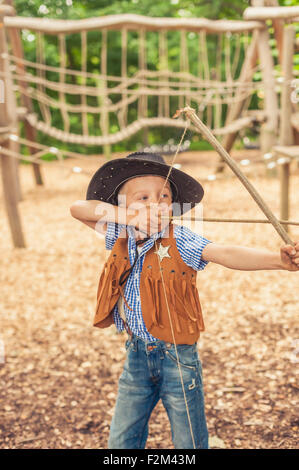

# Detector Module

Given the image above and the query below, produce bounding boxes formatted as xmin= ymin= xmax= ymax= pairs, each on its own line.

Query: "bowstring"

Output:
xmin=154 ymin=117 xmax=197 ymax=449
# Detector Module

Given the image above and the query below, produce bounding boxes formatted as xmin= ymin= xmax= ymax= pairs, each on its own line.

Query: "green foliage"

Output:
xmin=13 ymin=0 xmax=251 ymax=20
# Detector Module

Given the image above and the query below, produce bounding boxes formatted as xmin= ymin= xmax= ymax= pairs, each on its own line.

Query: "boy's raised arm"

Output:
xmin=70 ymin=200 xmax=126 ymax=224
xmin=70 ymin=200 xmax=168 ymax=236
xmin=202 ymin=241 xmax=299 ymax=271
xmin=70 ymin=200 xmax=144 ymax=227
xmin=69 ymin=200 xmax=131 ymax=235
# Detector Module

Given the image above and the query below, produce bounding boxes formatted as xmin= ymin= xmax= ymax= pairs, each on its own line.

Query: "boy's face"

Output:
xmin=118 ymin=175 xmax=172 ymax=209
xmin=117 ymin=175 xmax=173 ymax=236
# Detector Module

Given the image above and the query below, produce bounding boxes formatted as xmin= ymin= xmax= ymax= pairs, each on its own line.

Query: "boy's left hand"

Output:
xmin=280 ymin=240 xmax=299 ymax=271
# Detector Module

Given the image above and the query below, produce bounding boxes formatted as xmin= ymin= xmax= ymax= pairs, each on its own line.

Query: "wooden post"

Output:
xmin=214 ymin=0 xmax=265 ymax=169
xmin=279 ymin=25 xmax=295 ymax=234
xmin=256 ymin=26 xmax=279 ymax=155
xmin=100 ymin=28 xmax=111 ymax=160
xmin=0 ymin=1 xmax=22 ymax=203
xmin=243 ymin=0 xmax=278 ymax=178
xmin=158 ymin=29 xmax=169 ymax=117
xmin=215 ymin=29 xmax=259 ymax=172
xmin=0 ymin=5 xmax=25 ymax=247
xmin=266 ymin=0 xmax=284 ymax=64
xmin=222 ymin=30 xmax=259 ymax=150
xmin=138 ymin=28 xmax=149 ymax=146
xmin=120 ymin=27 xmax=128 ymax=129
xmin=8 ymin=27 xmax=43 ymax=186
xmin=5 ymin=0 xmax=43 ymax=186
xmin=1 ymin=140 xmax=26 ymax=247
xmin=9 ymin=131 xmax=22 ymax=202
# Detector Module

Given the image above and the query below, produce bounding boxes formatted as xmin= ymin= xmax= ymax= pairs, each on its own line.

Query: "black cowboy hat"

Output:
xmin=86 ymin=152 xmax=204 ymax=216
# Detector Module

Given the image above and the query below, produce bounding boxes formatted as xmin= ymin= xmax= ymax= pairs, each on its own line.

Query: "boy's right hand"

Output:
xmin=127 ymin=203 xmax=171 ymax=237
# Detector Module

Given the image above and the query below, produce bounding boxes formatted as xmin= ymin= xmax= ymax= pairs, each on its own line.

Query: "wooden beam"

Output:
xmin=273 ymin=146 xmax=299 ymax=159
xmin=244 ymin=6 xmax=299 ymax=21
xmin=212 ymin=113 xmax=265 ymax=136
xmin=4 ymin=15 xmax=265 ymax=34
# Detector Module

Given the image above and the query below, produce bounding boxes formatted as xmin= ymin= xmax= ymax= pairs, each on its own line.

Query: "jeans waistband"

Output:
xmin=128 ymin=332 xmax=197 ymax=352
xmin=128 ymin=332 xmax=171 ymax=349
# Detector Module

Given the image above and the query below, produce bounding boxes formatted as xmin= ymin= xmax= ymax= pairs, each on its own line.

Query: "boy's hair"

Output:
xmin=116 ymin=151 xmax=175 ymax=204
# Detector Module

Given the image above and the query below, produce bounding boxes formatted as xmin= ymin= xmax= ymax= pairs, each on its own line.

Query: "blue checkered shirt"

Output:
xmin=105 ymin=222 xmax=212 ymax=341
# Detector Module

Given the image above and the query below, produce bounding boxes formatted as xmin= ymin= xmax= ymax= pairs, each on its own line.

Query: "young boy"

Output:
xmin=70 ymin=151 xmax=299 ymax=449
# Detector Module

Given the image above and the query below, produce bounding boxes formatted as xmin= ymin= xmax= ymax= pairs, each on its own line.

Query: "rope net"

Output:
xmin=2 ymin=20 xmax=264 ymax=147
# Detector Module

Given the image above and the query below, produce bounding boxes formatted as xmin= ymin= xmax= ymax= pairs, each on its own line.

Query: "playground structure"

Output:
xmin=0 ymin=2 xmax=298 ymax=248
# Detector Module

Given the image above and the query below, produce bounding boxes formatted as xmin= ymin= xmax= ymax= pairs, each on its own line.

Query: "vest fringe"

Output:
xmin=154 ymin=279 xmax=164 ymax=329
xmin=191 ymin=286 xmax=205 ymax=331
xmin=189 ymin=290 xmax=203 ymax=331
xmin=144 ymin=276 xmax=158 ymax=326
xmin=172 ymin=280 xmax=198 ymax=323
xmin=188 ymin=284 xmax=198 ymax=318
xmin=178 ymin=281 xmax=197 ymax=333
xmin=169 ymin=279 xmax=197 ymax=334
xmin=171 ymin=279 xmax=185 ymax=317
xmin=154 ymin=279 xmax=161 ymax=327
xmin=168 ymin=280 xmax=182 ymax=333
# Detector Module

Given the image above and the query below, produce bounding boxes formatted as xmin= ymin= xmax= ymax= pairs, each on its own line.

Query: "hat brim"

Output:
xmin=86 ymin=158 xmax=204 ymax=215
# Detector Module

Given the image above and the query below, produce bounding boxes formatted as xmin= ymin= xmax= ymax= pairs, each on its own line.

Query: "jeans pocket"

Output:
xmin=165 ymin=349 xmax=198 ymax=371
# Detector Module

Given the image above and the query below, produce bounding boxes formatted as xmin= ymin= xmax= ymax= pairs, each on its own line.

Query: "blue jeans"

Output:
xmin=108 ymin=334 xmax=209 ymax=449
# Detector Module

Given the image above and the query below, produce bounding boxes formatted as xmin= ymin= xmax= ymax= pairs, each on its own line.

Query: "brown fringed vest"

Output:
xmin=93 ymin=223 xmax=205 ymax=344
